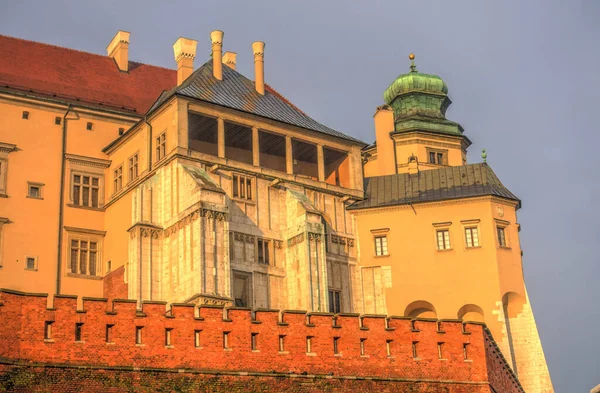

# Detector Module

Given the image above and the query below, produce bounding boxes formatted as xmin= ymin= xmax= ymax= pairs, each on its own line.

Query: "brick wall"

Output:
xmin=0 ymin=289 xmax=524 ymax=393
xmin=102 ymin=265 xmax=128 ymax=301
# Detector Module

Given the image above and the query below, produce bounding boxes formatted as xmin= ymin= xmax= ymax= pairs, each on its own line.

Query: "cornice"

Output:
xmin=65 ymin=154 xmax=111 ymax=169
xmin=0 ymin=142 xmax=17 ymax=154
xmin=349 ymin=196 xmax=519 ymax=215
xmin=64 ymin=226 xmax=107 ymax=237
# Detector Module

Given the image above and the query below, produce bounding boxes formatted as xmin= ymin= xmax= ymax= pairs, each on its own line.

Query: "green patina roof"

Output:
xmin=382 ymin=57 xmax=464 ymax=137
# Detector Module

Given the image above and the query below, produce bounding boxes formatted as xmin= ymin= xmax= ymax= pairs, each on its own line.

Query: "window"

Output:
xmin=118 ymin=127 xmax=125 ymax=136
xmin=360 ymin=338 xmax=366 ymax=356
xmin=278 ymin=335 xmax=286 ymax=352
xmin=72 ymin=174 xmax=100 ymax=208
xmin=465 ymin=227 xmax=479 ymax=248
xmin=386 ymin=340 xmax=393 ymax=357
xmin=22 ymin=111 xmax=29 ymax=119
xmin=128 ymin=154 xmax=139 ymax=182
xmin=106 ymin=324 xmax=114 ymax=343
xmin=328 ymin=290 xmax=341 ymax=314
xmin=194 ymin=330 xmax=201 ymax=348
xmin=156 ymin=132 xmax=166 ymax=161
xmin=438 ymin=342 xmax=445 ymax=359
xmin=233 ymin=271 xmax=252 ymax=307
xmin=257 ymin=239 xmax=270 ymax=264
xmin=412 ymin=341 xmax=419 ymax=358
xmin=75 ymin=323 xmax=83 ymax=342
xmin=497 ymin=226 xmax=507 ymax=247
xmin=86 ymin=122 xmax=93 ymax=131
xmin=25 ymin=256 xmax=37 ymax=270
xmin=70 ymin=238 xmax=99 ymax=276
xmin=0 ymin=159 xmax=8 ymax=195
xmin=232 ymin=174 xmax=253 ymax=201
xmin=223 ymin=332 xmax=230 ymax=349
xmin=135 ymin=326 xmax=143 ymax=344
xmin=251 ymin=333 xmax=258 ymax=351
xmin=374 ymin=235 xmax=388 ymax=256
xmin=436 ymin=230 xmax=451 ymax=250
xmin=44 ymin=321 xmax=53 ymax=340
xmin=427 ymin=148 xmax=447 ymax=165
xmin=306 ymin=336 xmax=313 ymax=353
xmin=55 ymin=117 xmax=62 ymax=125
xmin=165 ymin=328 xmax=173 ymax=346
xmin=27 ymin=182 xmax=43 ymax=199
xmin=333 ymin=337 xmax=340 ymax=354
xmin=113 ymin=166 xmax=123 ymax=194
xmin=463 ymin=343 xmax=470 ymax=360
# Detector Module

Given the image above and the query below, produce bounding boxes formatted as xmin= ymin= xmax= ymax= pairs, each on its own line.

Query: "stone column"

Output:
xmin=317 ymin=145 xmax=325 ymax=182
xmin=217 ymin=118 xmax=225 ymax=158
xmin=252 ymin=127 xmax=260 ymax=166
xmin=286 ymin=136 xmax=293 ymax=175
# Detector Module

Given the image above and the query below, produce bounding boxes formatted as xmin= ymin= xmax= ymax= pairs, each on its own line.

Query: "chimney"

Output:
xmin=106 ymin=31 xmax=131 ymax=72
xmin=222 ymin=52 xmax=237 ymax=70
xmin=210 ymin=30 xmax=224 ymax=80
xmin=173 ymin=37 xmax=198 ymax=86
xmin=252 ymin=41 xmax=265 ymax=95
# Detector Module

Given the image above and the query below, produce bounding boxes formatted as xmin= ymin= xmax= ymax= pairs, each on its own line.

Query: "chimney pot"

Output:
xmin=210 ymin=30 xmax=224 ymax=80
xmin=252 ymin=41 xmax=265 ymax=95
xmin=106 ymin=31 xmax=131 ymax=72
xmin=173 ymin=37 xmax=198 ymax=86
xmin=222 ymin=51 xmax=237 ymax=70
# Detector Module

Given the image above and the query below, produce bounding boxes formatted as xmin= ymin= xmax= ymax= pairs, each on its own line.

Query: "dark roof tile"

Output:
xmin=348 ymin=163 xmax=520 ymax=210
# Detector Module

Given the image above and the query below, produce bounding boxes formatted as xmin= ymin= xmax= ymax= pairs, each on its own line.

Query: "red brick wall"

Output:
xmin=0 ymin=290 xmax=524 ymax=393
xmin=102 ymin=266 xmax=127 ymax=301
xmin=484 ymin=330 xmax=524 ymax=393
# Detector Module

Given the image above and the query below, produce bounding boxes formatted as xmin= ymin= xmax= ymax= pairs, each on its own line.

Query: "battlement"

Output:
xmin=0 ymin=289 xmax=524 ymax=393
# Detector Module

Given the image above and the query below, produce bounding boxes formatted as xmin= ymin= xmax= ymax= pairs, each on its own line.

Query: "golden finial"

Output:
xmin=409 ymin=53 xmax=417 ymax=72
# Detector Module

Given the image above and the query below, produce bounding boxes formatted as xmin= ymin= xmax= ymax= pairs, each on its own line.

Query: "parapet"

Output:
xmin=0 ymin=289 xmax=524 ymax=393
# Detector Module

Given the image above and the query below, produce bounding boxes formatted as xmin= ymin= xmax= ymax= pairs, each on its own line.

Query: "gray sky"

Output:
xmin=1 ymin=1 xmax=598 ymax=391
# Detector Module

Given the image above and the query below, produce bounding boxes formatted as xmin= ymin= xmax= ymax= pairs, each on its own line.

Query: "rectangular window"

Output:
xmin=412 ymin=341 xmax=419 ymax=358
xmin=75 ymin=323 xmax=83 ymax=342
xmin=70 ymin=238 xmax=100 ymax=276
xmin=22 ymin=111 xmax=29 ymax=119
xmin=135 ymin=326 xmax=143 ymax=344
xmin=251 ymin=333 xmax=258 ymax=351
xmin=497 ymin=226 xmax=507 ymax=247
xmin=25 ymin=256 xmax=36 ymax=270
xmin=374 ymin=235 xmax=388 ymax=256
xmin=328 ymin=290 xmax=341 ymax=314
xmin=360 ymin=338 xmax=366 ymax=356
xmin=0 ymin=159 xmax=7 ymax=195
xmin=306 ymin=336 xmax=313 ymax=353
xmin=438 ymin=342 xmax=445 ymax=359
xmin=223 ymin=332 xmax=230 ymax=349
xmin=465 ymin=227 xmax=479 ymax=248
xmin=27 ymin=182 xmax=43 ymax=199
xmin=72 ymin=174 xmax=100 ymax=208
xmin=333 ymin=337 xmax=340 ymax=354
xmin=232 ymin=174 xmax=253 ymax=201
xmin=113 ymin=165 xmax=123 ymax=193
xmin=44 ymin=321 xmax=53 ymax=340
xmin=437 ymin=152 xmax=444 ymax=164
xmin=257 ymin=239 xmax=270 ymax=264
xmin=429 ymin=152 xmax=436 ymax=164
xmin=436 ymin=230 xmax=451 ymax=250
xmin=463 ymin=343 xmax=469 ymax=360
xmin=279 ymin=335 xmax=286 ymax=352
xmin=165 ymin=328 xmax=172 ymax=346
xmin=156 ymin=133 xmax=166 ymax=161
xmin=106 ymin=324 xmax=114 ymax=343
xmin=194 ymin=330 xmax=201 ymax=348
xmin=386 ymin=340 xmax=393 ymax=357
xmin=128 ymin=154 xmax=139 ymax=182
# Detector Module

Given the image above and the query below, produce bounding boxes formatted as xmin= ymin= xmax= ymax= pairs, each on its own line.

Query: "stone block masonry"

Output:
xmin=0 ymin=289 xmax=524 ymax=393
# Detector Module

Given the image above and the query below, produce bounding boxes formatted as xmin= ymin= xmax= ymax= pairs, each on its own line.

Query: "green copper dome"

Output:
xmin=382 ymin=55 xmax=465 ymax=138
xmin=383 ymin=70 xmax=448 ymax=104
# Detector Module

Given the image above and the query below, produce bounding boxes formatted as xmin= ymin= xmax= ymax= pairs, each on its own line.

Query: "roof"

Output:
xmin=149 ymin=60 xmax=364 ymax=144
xmin=0 ymin=35 xmax=176 ymax=114
xmin=347 ymin=163 xmax=520 ymax=210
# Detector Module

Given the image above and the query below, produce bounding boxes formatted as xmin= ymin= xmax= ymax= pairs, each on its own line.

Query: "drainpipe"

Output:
xmin=56 ymin=104 xmax=72 ymax=295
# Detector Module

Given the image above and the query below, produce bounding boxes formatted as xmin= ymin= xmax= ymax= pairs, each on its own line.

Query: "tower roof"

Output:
xmin=347 ymin=163 xmax=520 ymax=210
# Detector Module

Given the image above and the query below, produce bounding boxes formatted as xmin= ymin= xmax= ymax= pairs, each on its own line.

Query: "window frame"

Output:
xmin=426 ymin=147 xmax=448 ymax=165
xmin=0 ymin=158 xmax=8 ymax=196
xmin=27 ymin=181 xmax=44 ymax=199
xmin=156 ymin=132 xmax=167 ymax=162
xmin=25 ymin=255 xmax=38 ymax=271
xmin=436 ymin=229 xmax=451 ymax=250
xmin=128 ymin=153 xmax=139 ymax=183
xmin=328 ymin=289 xmax=341 ymax=314
xmin=231 ymin=173 xmax=255 ymax=201
xmin=65 ymin=228 xmax=106 ymax=279
xmin=496 ymin=226 xmax=508 ymax=248
xmin=113 ymin=165 xmax=123 ymax=194
xmin=374 ymin=235 xmax=388 ymax=256
xmin=71 ymin=171 xmax=102 ymax=209
xmin=257 ymin=238 xmax=270 ymax=265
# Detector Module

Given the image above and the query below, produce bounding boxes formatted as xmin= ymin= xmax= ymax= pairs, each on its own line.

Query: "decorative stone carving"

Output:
xmin=287 ymin=233 xmax=305 ymax=247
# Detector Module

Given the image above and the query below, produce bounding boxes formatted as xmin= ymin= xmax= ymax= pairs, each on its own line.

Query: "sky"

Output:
xmin=1 ymin=1 xmax=599 ymax=391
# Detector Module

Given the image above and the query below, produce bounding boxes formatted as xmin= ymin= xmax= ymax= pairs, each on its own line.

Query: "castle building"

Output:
xmin=0 ymin=31 xmax=552 ymax=392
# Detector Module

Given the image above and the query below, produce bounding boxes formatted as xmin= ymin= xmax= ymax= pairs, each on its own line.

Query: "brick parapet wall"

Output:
xmin=102 ymin=266 xmax=128 ymax=301
xmin=0 ymin=289 xmax=524 ymax=393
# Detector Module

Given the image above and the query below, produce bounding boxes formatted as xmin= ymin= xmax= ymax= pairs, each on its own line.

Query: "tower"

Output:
xmin=353 ymin=55 xmax=554 ymax=393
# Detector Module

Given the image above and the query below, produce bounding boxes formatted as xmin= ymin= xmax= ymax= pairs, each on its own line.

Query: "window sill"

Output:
xmin=306 ymin=352 xmax=317 ymax=357
xmin=436 ymin=248 xmax=454 ymax=252
xmin=26 ymin=195 xmax=43 ymax=200
xmin=374 ymin=254 xmax=390 ymax=258
xmin=0 ymin=193 xmax=8 ymax=198
xmin=44 ymin=339 xmax=54 ymax=344
xmin=24 ymin=268 xmax=38 ymax=272
xmin=231 ymin=197 xmax=255 ymax=205
xmin=498 ymin=246 xmax=512 ymax=250
xmin=465 ymin=246 xmax=482 ymax=250
xmin=66 ymin=273 xmax=102 ymax=280
xmin=67 ymin=204 xmax=105 ymax=212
